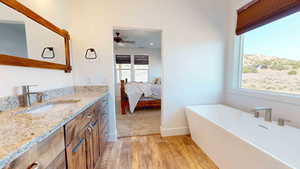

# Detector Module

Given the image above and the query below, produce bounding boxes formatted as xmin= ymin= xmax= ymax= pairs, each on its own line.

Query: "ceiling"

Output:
xmin=113 ymin=29 xmax=161 ymax=49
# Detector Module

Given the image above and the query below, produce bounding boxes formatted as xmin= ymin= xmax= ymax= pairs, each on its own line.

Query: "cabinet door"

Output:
xmin=86 ymin=126 xmax=94 ymax=169
xmin=92 ymin=121 xmax=101 ymax=166
xmin=65 ymin=107 xmax=95 ymax=146
xmin=66 ymin=135 xmax=87 ymax=169
xmin=46 ymin=151 xmax=66 ymax=169
xmin=99 ymin=103 xmax=109 ymax=156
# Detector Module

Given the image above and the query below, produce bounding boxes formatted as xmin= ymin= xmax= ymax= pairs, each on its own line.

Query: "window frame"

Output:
xmin=115 ymin=54 xmax=150 ymax=83
xmin=116 ymin=64 xmax=132 ymax=82
xmin=233 ymin=35 xmax=300 ymax=105
xmin=238 ymin=35 xmax=244 ymax=89
xmin=134 ymin=64 xmax=150 ymax=82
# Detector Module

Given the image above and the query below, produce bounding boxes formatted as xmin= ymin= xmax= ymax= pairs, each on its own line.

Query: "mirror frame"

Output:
xmin=0 ymin=0 xmax=72 ymax=73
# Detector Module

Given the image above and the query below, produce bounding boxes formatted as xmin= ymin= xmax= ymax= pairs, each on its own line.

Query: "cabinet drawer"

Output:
xmin=65 ymin=105 xmax=97 ymax=145
xmin=46 ymin=151 xmax=66 ymax=169
xmin=5 ymin=128 xmax=65 ymax=169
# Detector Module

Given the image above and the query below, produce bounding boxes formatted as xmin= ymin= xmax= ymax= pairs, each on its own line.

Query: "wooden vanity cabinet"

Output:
xmin=46 ymin=151 xmax=67 ymax=169
xmin=65 ymin=106 xmax=96 ymax=145
xmin=98 ymin=97 xmax=109 ymax=157
xmin=91 ymin=120 xmax=101 ymax=167
xmin=65 ymin=98 xmax=109 ymax=169
xmin=85 ymin=126 xmax=94 ymax=169
xmin=4 ymin=128 xmax=66 ymax=169
xmin=4 ymin=97 xmax=109 ymax=169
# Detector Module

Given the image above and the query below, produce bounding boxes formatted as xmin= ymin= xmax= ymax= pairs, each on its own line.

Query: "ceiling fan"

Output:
xmin=113 ymin=32 xmax=135 ymax=44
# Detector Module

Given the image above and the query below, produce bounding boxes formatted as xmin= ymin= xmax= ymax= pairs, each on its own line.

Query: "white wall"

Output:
xmin=0 ymin=0 xmax=73 ymax=97
xmin=0 ymin=23 xmax=28 ymax=57
xmin=70 ymin=0 xmax=228 ymax=137
xmin=225 ymin=0 xmax=300 ymax=128
xmin=0 ymin=2 xmax=67 ymax=65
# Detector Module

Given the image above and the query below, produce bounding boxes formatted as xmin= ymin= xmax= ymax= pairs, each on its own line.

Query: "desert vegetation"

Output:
xmin=242 ymin=54 xmax=300 ymax=94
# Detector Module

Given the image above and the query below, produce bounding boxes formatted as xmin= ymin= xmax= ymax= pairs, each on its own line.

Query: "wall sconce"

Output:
xmin=85 ymin=48 xmax=98 ymax=60
xmin=41 ymin=47 xmax=55 ymax=59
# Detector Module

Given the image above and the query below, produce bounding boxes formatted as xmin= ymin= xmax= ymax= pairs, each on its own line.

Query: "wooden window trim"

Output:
xmin=0 ymin=0 xmax=72 ymax=72
xmin=236 ymin=0 xmax=300 ymax=35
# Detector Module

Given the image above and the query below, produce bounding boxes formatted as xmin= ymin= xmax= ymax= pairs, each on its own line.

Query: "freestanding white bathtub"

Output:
xmin=186 ymin=104 xmax=300 ymax=169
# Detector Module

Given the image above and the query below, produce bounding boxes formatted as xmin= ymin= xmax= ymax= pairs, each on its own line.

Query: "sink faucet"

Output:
xmin=253 ymin=107 xmax=272 ymax=122
xmin=22 ymin=85 xmax=44 ymax=107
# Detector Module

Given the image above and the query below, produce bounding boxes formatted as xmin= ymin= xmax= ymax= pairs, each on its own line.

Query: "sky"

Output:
xmin=243 ymin=11 xmax=300 ymax=61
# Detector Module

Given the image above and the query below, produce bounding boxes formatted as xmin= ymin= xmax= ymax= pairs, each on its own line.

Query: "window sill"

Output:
xmin=227 ymin=88 xmax=300 ymax=106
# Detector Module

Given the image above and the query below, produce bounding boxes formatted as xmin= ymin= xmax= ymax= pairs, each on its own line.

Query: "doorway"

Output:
xmin=113 ymin=28 xmax=162 ymax=138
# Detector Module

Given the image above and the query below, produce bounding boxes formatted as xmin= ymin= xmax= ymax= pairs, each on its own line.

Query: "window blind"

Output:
xmin=116 ymin=55 xmax=131 ymax=64
xmin=236 ymin=0 xmax=300 ymax=35
xmin=134 ymin=55 xmax=149 ymax=65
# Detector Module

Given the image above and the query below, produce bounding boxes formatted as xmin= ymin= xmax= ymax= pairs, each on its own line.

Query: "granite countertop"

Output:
xmin=0 ymin=89 xmax=109 ymax=168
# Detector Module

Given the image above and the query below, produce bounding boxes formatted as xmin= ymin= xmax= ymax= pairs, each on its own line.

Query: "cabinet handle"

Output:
xmin=87 ymin=114 xmax=92 ymax=119
xmin=87 ymin=126 xmax=92 ymax=133
xmin=72 ymin=138 xmax=84 ymax=153
xmin=91 ymin=121 xmax=97 ymax=127
xmin=27 ymin=162 xmax=40 ymax=169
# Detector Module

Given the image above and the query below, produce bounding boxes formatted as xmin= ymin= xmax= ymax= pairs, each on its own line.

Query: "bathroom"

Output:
xmin=0 ymin=0 xmax=300 ymax=169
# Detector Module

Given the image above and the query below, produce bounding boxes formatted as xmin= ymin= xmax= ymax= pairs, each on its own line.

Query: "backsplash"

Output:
xmin=0 ymin=86 xmax=108 ymax=112
xmin=74 ymin=85 xmax=108 ymax=94
xmin=0 ymin=95 xmax=22 ymax=113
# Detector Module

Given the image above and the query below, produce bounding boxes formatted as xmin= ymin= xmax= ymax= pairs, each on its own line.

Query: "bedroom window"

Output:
xmin=115 ymin=55 xmax=149 ymax=82
xmin=134 ymin=55 xmax=149 ymax=82
xmin=116 ymin=55 xmax=132 ymax=82
xmin=239 ymin=11 xmax=300 ymax=95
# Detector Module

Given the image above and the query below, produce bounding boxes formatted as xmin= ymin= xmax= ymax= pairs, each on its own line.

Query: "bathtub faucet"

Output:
xmin=253 ymin=107 xmax=272 ymax=122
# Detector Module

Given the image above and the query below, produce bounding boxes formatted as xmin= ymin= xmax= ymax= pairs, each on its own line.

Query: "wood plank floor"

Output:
xmin=96 ymin=135 xmax=219 ymax=169
xmin=117 ymin=109 xmax=161 ymax=137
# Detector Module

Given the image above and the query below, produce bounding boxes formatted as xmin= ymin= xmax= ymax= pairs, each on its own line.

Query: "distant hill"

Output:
xmin=243 ymin=54 xmax=300 ymax=71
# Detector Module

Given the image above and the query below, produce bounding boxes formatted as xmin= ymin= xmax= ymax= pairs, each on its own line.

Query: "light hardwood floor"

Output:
xmin=96 ymin=135 xmax=219 ymax=169
xmin=117 ymin=109 xmax=161 ymax=137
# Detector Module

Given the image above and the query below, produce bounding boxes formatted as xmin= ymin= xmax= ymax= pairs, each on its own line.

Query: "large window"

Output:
xmin=116 ymin=63 xmax=131 ymax=82
xmin=134 ymin=65 xmax=149 ymax=82
xmin=240 ymin=12 xmax=300 ymax=95
xmin=134 ymin=55 xmax=149 ymax=82
xmin=116 ymin=55 xmax=149 ymax=82
xmin=116 ymin=55 xmax=131 ymax=82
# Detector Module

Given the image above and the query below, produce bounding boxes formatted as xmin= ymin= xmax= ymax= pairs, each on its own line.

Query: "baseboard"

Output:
xmin=160 ymin=126 xmax=190 ymax=137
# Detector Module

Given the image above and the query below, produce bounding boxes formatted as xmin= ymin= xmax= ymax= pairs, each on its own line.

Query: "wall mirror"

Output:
xmin=0 ymin=0 xmax=71 ymax=72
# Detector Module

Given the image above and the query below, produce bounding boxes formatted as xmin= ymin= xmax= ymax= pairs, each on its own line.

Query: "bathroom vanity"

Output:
xmin=0 ymin=87 xmax=109 ymax=169
xmin=0 ymin=0 xmax=112 ymax=168
xmin=0 ymin=1 xmax=111 ymax=168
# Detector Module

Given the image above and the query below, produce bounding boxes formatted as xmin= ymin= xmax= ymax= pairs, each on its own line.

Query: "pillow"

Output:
xmin=153 ymin=78 xmax=161 ymax=85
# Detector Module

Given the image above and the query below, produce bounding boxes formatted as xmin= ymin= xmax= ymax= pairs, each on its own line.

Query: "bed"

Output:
xmin=120 ymin=80 xmax=161 ymax=114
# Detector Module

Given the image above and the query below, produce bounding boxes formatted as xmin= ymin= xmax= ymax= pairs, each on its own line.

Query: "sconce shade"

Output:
xmin=85 ymin=48 xmax=98 ymax=59
xmin=41 ymin=47 xmax=55 ymax=59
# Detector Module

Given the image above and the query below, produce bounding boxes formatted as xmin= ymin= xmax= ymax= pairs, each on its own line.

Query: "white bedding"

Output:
xmin=151 ymin=84 xmax=161 ymax=99
xmin=125 ymin=82 xmax=161 ymax=112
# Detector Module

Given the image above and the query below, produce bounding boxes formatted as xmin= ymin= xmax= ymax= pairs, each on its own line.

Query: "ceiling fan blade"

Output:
xmin=117 ymin=43 xmax=125 ymax=47
xmin=122 ymin=40 xmax=135 ymax=44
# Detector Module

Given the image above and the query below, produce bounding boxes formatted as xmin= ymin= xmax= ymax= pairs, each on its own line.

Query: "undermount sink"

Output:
xmin=17 ymin=99 xmax=81 ymax=115
xmin=52 ymin=99 xmax=81 ymax=104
